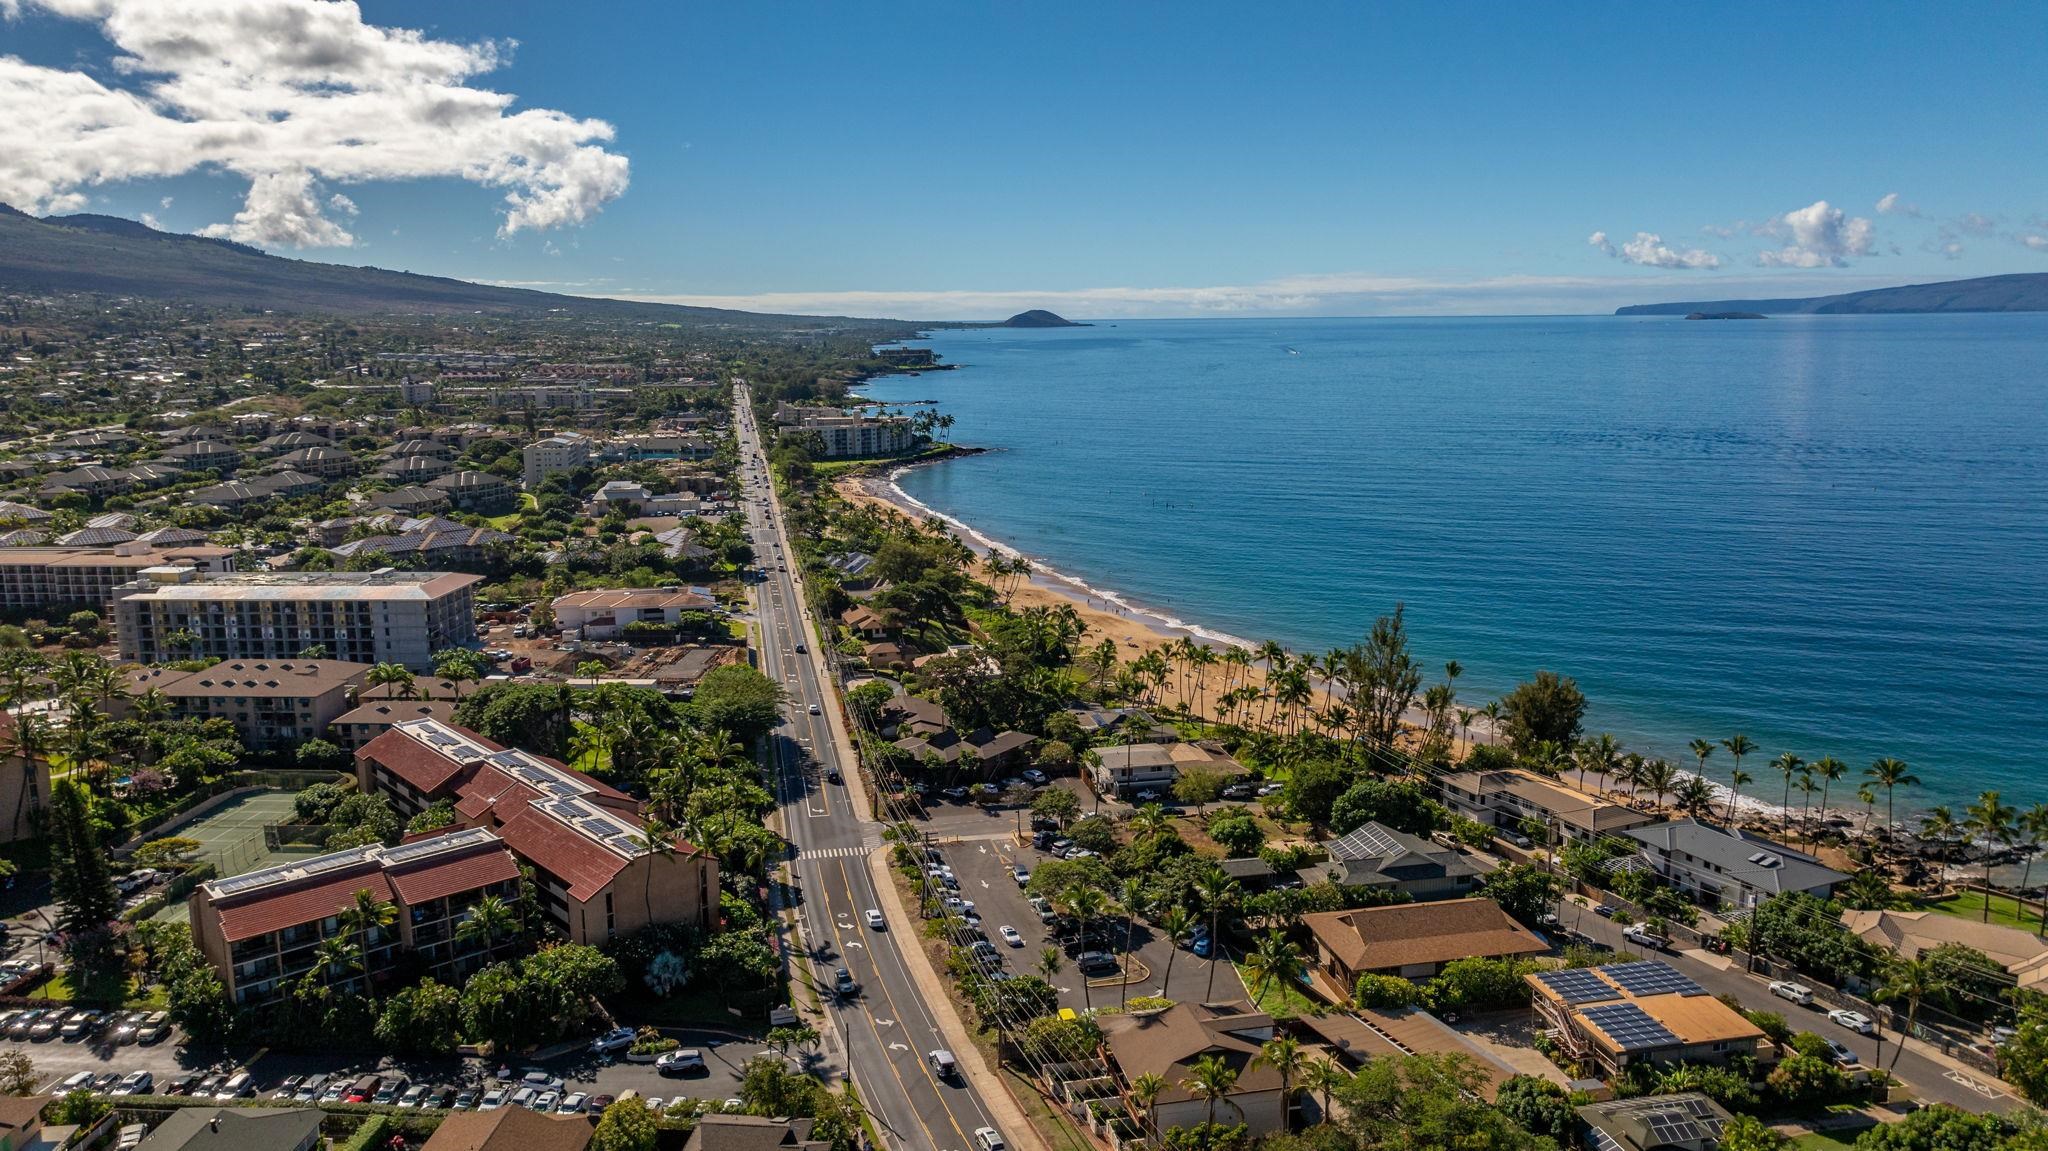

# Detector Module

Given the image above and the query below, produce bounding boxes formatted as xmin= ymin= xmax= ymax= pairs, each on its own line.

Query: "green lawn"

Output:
xmin=1235 ymin=965 xmax=1322 ymax=1019
xmin=1926 ymin=891 xmax=2046 ymax=932
xmin=1794 ymin=1132 xmax=1859 ymax=1151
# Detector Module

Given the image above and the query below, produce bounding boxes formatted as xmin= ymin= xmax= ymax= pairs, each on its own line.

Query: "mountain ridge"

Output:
xmin=0 ymin=206 xmax=908 ymax=332
xmin=1616 ymin=272 xmax=2048 ymax=316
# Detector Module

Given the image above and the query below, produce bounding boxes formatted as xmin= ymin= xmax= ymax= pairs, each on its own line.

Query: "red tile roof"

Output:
xmin=492 ymin=805 xmax=636 ymax=902
xmin=387 ymin=844 xmax=521 ymax=905
xmin=455 ymin=765 xmax=543 ymax=826
xmin=357 ymin=728 xmax=473 ymax=796
xmin=215 ymin=871 xmax=395 ymax=943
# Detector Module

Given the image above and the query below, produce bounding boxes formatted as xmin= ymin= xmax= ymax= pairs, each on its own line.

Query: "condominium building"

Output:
xmin=188 ymin=827 xmax=523 ymax=1007
xmin=522 ymin=432 xmax=592 ymax=487
xmin=112 ymin=569 xmax=482 ymax=671
xmin=773 ymin=405 xmax=915 ymax=458
xmin=0 ymin=544 xmax=238 ymax=615
xmin=355 ymin=719 xmax=718 ymax=944
xmin=122 ymin=659 xmax=370 ymax=752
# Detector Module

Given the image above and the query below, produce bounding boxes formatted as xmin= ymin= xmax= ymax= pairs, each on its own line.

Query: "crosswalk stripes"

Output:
xmin=798 ymin=844 xmax=871 ymax=861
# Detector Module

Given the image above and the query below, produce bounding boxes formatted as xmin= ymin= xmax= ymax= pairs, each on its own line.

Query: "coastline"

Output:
xmin=837 ymin=456 xmax=1870 ymax=844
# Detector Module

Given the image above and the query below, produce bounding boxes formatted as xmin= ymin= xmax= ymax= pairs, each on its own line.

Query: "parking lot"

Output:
xmin=926 ymin=834 xmax=1247 ymax=1012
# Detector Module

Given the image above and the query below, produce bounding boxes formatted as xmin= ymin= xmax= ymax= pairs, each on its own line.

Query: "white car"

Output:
xmin=1829 ymin=1009 xmax=1876 ymax=1035
xmin=1768 ymin=980 xmax=1815 ymax=1006
xmin=1021 ymin=769 xmax=1049 ymax=785
xmin=999 ymin=925 xmax=1025 ymax=947
xmin=590 ymin=1026 xmax=636 ymax=1054
xmin=865 ymin=909 xmax=887 ymax=930
xmin=976 ymin=1126 xmax=1007 ymax=1151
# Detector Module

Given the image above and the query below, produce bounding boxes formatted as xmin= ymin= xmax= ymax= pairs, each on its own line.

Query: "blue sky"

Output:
xmin=4 ymin=1 xmax=2046 ymax=317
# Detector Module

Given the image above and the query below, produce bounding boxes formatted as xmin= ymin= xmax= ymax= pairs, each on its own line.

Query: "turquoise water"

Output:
xmin=862 ymin=316 xmax=2048 ymax=812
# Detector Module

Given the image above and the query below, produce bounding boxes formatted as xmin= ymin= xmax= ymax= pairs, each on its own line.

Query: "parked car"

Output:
xmin=372 ymin=1077 xmax=407 ymax=1106
xmin=318 ymin=1079 xmax=349 ymax=1104
xmin=1829 ymin=1009 xmax=1876 ymax=1035
xmin=92 ymin=1072 xmax=121 ymax=1093
xmin=452 ymin=1089 xmax=477 ymax=1111
xmin=112 ymin=1071 xmax=152 ymax=1096
xmin=57 ymin=1071 xmax=93 ymax=1093
xmin=398 ymin=1084 xmax=432 ymax=1109
xmin=1823 ymin=1038 xmax=1861 ymax=1067
xmin=478 ymin=1088 xmax=508 ymax=1111
xmin=1133 ymin=789 xmax=1160 ymax=802
xmin=1622 ymin=924 xmax=1668 ymax=949
xmin=1012 ymin=866 xmax=1031 ymax=886
xmin=1592 ymin=903 xmax=1618 ymax=918
xmin=590 ymin=1026 xmax=636 ymax=1054
xmin=111 ymin=1010 xmax=149 ymax=1044
xmin=1768 ymin=980 xmax=1815 ymax=1006
xmin=271 ymin=1075 xmax=305 ymax=1100
xmin=657 ymin=1049 xmax=707 ymax=1076
xmin=343 ymin=1074 xmax=380 ymax=1104
xmin=557 ymin=1093 xmax=589 ymax=1114
xmin=165 ymin=1073 xmax=203 ymax=1098
xmin=531 ymin=1091 xmax=560 ymax=1113
xmin=1021 ymin=770 xmax=1049 ymax=785
xmin=294 ymin=1074 xmax=329 ymax=1104
xmin=1076 ymin=951 xmax=1118 ymax=974
xmin=508 ymin=1087 xmax=537 ymax=1111
xmin=215 ymin=1072 xmax=255 ymax=1100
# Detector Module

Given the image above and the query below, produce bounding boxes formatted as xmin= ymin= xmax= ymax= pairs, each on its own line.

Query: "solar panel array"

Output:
xmin=1328 ymin=821 xmax=1406 ymax=862
xmin=1581 ymin=1002 xmax=1680 ymax=1052
xmin=382 ymin=826 xmax=495 ymax=866
xmin=1601 ymin=1093 xmax=1726 ymax=1144
xmin=1599 ymin=961 xmax=1706 ymax=998
xmin=1532 ymin=967 xmax=1620 ymax=1005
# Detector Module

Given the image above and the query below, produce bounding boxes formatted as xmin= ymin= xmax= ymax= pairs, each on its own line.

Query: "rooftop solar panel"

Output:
xmin=1581 ymin=1002 xmax=1680 ymax=1052
xmin=1533 ymin=968 xmax=1621 ymax=1004
xmin=1599 ymin=961 xmax=1706 ymax=998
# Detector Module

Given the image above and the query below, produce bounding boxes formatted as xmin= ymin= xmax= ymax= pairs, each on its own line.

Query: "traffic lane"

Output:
xmin=1560 ymin=905 xmax=2017 ymax=1114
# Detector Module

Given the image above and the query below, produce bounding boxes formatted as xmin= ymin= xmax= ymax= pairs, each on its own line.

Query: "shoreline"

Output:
xmin=839 ymin=459 xmax=1882 ymax=844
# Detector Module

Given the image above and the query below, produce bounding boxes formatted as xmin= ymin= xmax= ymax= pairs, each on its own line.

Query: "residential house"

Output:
xmin=123 ymin=660 xmax=369 ymax=752
xmin=1311 ymin=821 xmax=1482 ymax=899
xmin=1099 ymin=1002 xmax=1288 ymax=1138
xmin=0 ymin=531 xmax=45 ymax=547
xmin=0 ymin=1095 xmax=46 ymax=1151
xmin=0 ymin=715 xmax=49 ymax=844
xmin=188 ymin=827 xmax=523 ymax=1007
xmin=112 ymin=568 xmax=482 ymax=670
xmin=1303 ymin=897 xmax=1547 ymax=984
xmin=1438 ymin=768 xmax=1655 ymax=843
xmin=1841 ymin=909 xmax=2048 ymax=992
xmin=587 ymin=480 xmax=702 ymax=517
xmin=54 ymin=526 xmax=135 ymax=547
xmin=354 ymin=719 xmax=718 ymax=943
xmin=157 ymin=440 xmax=240 ymax=473
xmin=255 ymin=432 xmax=332 ymax=456
xmin=1528 ymin=960 xmax=1767 ymax=1079
xmin=1625 ymin=819 xmax=1847 ymax=910
xmin=552 ymin=587 xmax=717 ymax=638
xmin=0 ymin=502 xmax=51 ymax=524
xmin=1090 ymin=741 xmax=1245 ymax=799
xmin=380 ymin=439 xmax=458 ymax=462
xmin=267 ymin=446 xmax=358 ymax=478
xmin=325 ymin=523 xmax=513 ymax=568
xmin=369 ymin=485 xmax=451 ymax=515
xmin=683 ymin=1116 xmax=830 ymax=1151
xmin=377 ymin=455 xmax=454 ymax=483
xmin=135 ymin=1108 xmax=323 ymax=1151
xmin=133 ymin=527 xmax=213 ymax=548
xmin=1577 ymin=1092 xmax=1732 ymax=1151
xmin=421 ymin=1109 xmax=592 ymax=1151
xmin=428 ymin=470 xmax=516 ymax=511
xmin=841 ymin=604 xmax=895 ymax=639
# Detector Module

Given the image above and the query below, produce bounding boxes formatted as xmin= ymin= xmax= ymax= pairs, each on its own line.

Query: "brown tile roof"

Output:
xmin=358 ymin=727 xmax=474 ymax=796
xmin=1099 ymin=1002 xmax=1283 ymax=1105
xmin=0 ymin=1093 xmax=44 ymax=1136
xmin=386 ymin=842 xmax=520 ymax=905
xmin=1304 ymin=898 xmax=1548 ymax=973
xmin=335 ymin=700 xmax=459 ymax=728
xmin=423 ymin=1108 xmax=593 ymax=1151
xmin=165 ymin=659 xmax=370 ymax=698
xmin=215 ymin=870 xmax=395 ymax=943
xmin=684 ymin=1114 xmax=829 ymax=1151
xmin=492 ymin=805 xmax=636 ymax=901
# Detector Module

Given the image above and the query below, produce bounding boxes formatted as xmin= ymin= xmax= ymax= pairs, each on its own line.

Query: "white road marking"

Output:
xmin=876 ymin=1018 xmax=895 ymax=1027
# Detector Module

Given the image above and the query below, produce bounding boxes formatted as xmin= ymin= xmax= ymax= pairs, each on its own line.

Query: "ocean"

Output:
xmin=859 ymin=315 xmax=2048 ymax=814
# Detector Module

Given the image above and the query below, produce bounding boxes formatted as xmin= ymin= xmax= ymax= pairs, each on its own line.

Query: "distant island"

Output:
xmin=1685 ymin=311 xmax=1767 ymax=320
xmin=1000 ymin=309 xmax=1086 ymax=328
xmin=1618 ymin=272 xmax=2048 ymax=316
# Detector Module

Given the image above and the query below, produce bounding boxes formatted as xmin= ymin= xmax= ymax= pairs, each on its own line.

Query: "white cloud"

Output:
xmin=1955 ymin=211 xmax=1997 ymax=236
xmin=1587 ymin=231 xmax=1615 ymax=256
xmin=1756 ymin=200 xmax=1876 ymax=268
xmin=0 ymin=0 xmax=629 ymax=247
xmin=1589 ymin=229 xmax=1719 ymax=268
xmin=2022 ymin=234 xmax=2048 ymax=252
xmin=1875 ymin=192 xmax=1920 ymax=217
xmin=138 ymin=211 xmax=158 ymax=229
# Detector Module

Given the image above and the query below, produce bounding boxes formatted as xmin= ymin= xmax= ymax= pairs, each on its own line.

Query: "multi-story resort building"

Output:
xmin=772 ymin=404 xmax=915 ymax=458
xmin=188 ymin=827 xmax=523 ymax=1008
xmin=355 ymin=719 xmax=719 ymax=944
xmin=121 ymin=660 xmax=370 ymax=752
xmin=0 ymin=544 xmax=238 ymax=614
xmin=112 ymin=569 xmax=482 ymax=671
xmin=522 ymin=432 xmax=592 ymax=486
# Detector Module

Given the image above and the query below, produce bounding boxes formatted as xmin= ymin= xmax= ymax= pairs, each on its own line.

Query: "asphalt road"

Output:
xmin=735 ymin=389 xmax=1008 ymax=1151
xmin=1556 ymin=897 xmax=2021 ymax=1115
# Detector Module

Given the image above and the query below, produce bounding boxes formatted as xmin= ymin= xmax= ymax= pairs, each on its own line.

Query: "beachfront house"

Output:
xmin=1303 ymin=897 xmax=1546 ymax=985
xmin=1624 ymin=818 xmax=1847 ymax=910
xmin=1437 ymin=767 xmax=1655 ymax=843
xmin=1308 ymin=821 xmax=1483 ymax=900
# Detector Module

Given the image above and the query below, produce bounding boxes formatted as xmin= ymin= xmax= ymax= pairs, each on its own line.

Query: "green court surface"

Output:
xmin=149 ymin=790 xmax=302 ymax=924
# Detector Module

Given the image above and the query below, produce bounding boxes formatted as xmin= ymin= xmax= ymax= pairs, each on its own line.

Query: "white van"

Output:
xmin=927 ymin=1050 xmax=958 ymax=1080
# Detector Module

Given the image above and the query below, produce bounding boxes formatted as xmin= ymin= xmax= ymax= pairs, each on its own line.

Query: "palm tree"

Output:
xmin=1614 ymin=753 xmax=1645 ymax=801
xmin=1128 ymin=803 xmax=1170 ymax=841
xmin=1065 ymin=888 xmax=1110 ymax=1009
xmin=1641 ymin=759 xmax=1678 ymax=810
xmin=1180 ymin=1054 xmax=1240 ymax=1131
xmin=1037 ymin=946 xmax=1063 ymax=986
xmin=1796 ymin=772 xmax=1820 ymax=840
xmin=1253 ymin=1034 xmax=1307 ymax=1131
xmin=1118 ymin=878 xmax=1148 ymax=1008
xmin=1875 ymin=955 xmax=1947 ymax=1070
xmin=1194 ymin=866 xmax=1240 ymax=1002
xmin=1919 ymin=806 xmax=1959 ymax=861
xmin=1964 ymin=791 xmax=2017 ymax=923
xmin=1725 ymin=768 xmax=1752 ymax=822
xmin=1812 ymin=756 xmax=1847 ymax=819
xmin=1674 ymin=777 xmax=1716 ymax=819
xmin=637 ymin=818 xmax=679 ymax=925
xmin=1128 ymin=1072 xmax=1168 ymax=1138
xmin=1689 ymin=738 xmax=1715 ymax=783
xmin=455 ymin=893 xmax=520 ymax=959
xmin=1771 ymin=753 xmax=1804 ymax=839
xmin=1721 ymin=734 xmax=1756 ymax=805
xmin=1303 ymin=1057 xmax=1349 ymax=1124
xmin=2021 ymin=803 xmax=2048 ymax=936
xmin=366 ymin=662 xmax=416 ymax=700
xmin=1158 ymin=906 xmax=1194 ymax=996
xmin=1857 ymin=784 xmax=1879 ymax=830
xmin=1866 ymin=758 xmax=1920 ymax=837
xmin=1241 ymin=930 xmax=1306 ymax=1010
xmin=340 ymin=888 xmax=397 ymax=1000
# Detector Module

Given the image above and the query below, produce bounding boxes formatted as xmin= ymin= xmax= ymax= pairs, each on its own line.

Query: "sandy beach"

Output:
xmin=837 ymin=466 xmax=1881 ymax=848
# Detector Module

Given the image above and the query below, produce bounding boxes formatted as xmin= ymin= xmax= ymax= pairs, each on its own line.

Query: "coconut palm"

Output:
xmin=1195 ymin=866 xmax=1241 ymax=1002
xmin=1771 ymin=753 xmax=1805 ymax=839
xmin=1866 ymin=758 xmax=1920 ymax=837
xmin=1066 ymin=887 xmax=1111 ymax=1009
xmin=1857 ymin=784 xmax=1879 ymax=830
xmin=1254 ymin=1034 xmax=1308 ymax=1131
xmin=1964 ymin=791 xmax=2018 ymax=923
xmin=1725 ymin=768 xmax=1752 ymax=822
xmin=1811 ymin=756 xmax=1847 ymax=820
xmin=365 ymin=662 xmax=416 ymax=701
xmin=1674 ymin=776 xmax=1716 ymax=819
xmin=1796 ymin=772 xmax=1820 ymax=840
xmin=1128 ymin=803 xmax=1170 ymax=841
xmin=1118 ymin=878 xmax=1148 ymax=1008
xmin=1874 ymin=955 xmax=1948 ymax=1070
xmin=1037 ymin=946 xmax=1063 ymax=985
xmin=1304 ymin=1057 xmax=1349 ymax=1123
xmin=2022 ymin=803 xmax=2048 ymax=936
xmin=1128 ymin=1072 xmax=1168 ymax=1138
xmin=455 ymin=893 xmax=520 ymax=958
xmin=1241 ymin=930 xmax=1306 ymax=1010
xmin=1158 ymin=905 xmax=1194 ymax=995
xmin=1720 ymin=734 xmax=1756 ymax=804
xmin=1919 ymin=806 xmax=1959 ymax=861
xmin=636 ymin=818 xmax=680 ymax=925
xmin=1688 ymin=737 xmax=1715 ymax=781
xmin=341 ymin=888 xmax=398 ymax=1000
xmin=1180 ymin=1054 xmax=1241 ymax=1131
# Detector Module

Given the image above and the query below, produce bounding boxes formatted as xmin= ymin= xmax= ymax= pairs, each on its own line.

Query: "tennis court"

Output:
xmin=149 ymin=789 xmax=302 ymax=924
